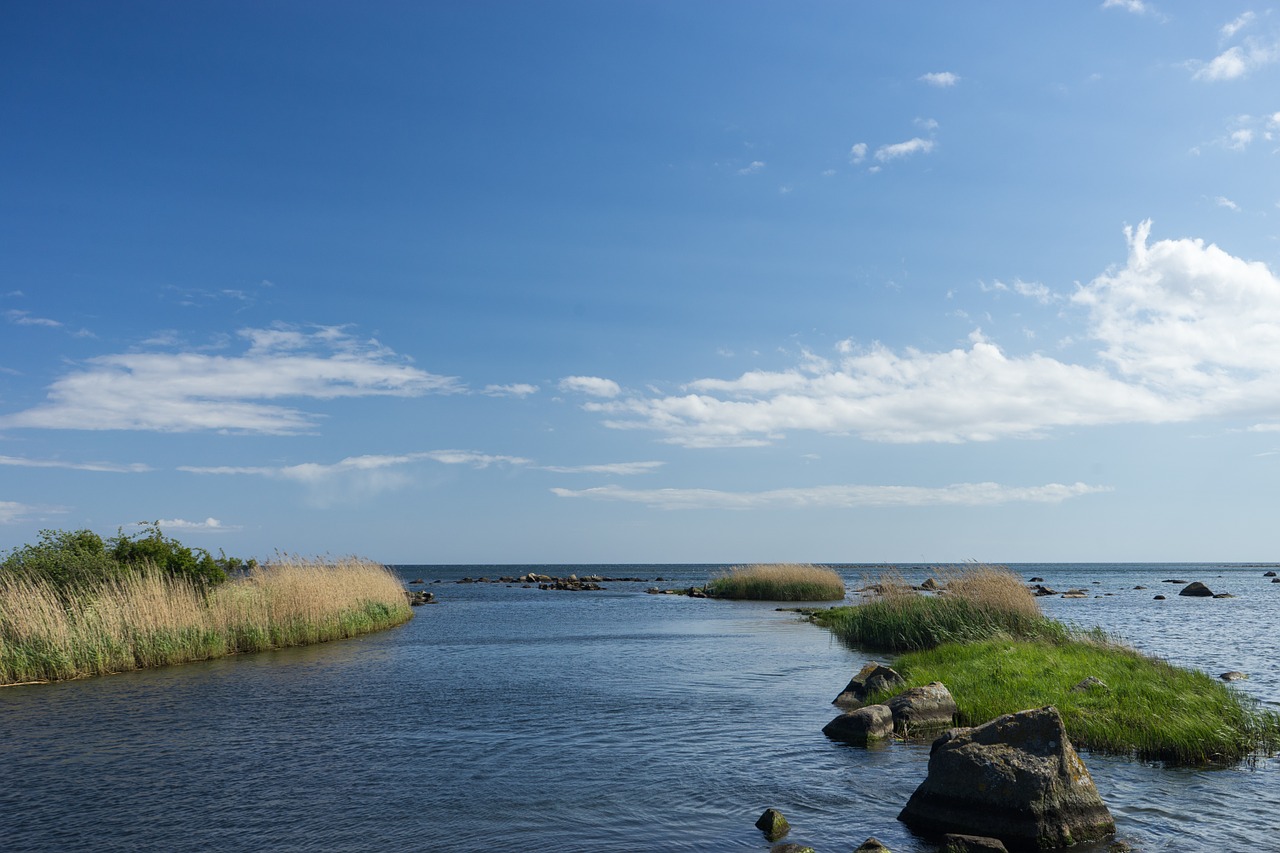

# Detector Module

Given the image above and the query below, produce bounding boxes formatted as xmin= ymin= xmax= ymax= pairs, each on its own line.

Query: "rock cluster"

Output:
xmin=405 ymin=589 xmax=435 ymax=606
xmin=824 ymin=680 xmax=957 ymax=744
xmin=832 ymin=662 xmax=905 ymax=708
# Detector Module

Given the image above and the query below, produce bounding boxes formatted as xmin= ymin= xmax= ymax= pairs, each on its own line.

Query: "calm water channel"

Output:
xmin=2 ymin=563 xmax=1277 ymax=852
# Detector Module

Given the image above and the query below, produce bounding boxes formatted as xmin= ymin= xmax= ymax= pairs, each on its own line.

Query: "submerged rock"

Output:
xmin=770 ymin=845 xmax=815 ymax=853
xmin=854 ymin=839 xmax=892 ymax=853
xmin=898 ymin=706 xmax=1115 ymax=851
xmin=823 ymin=704 xmax=894 ymax=745
xmin=943 ymin=834 xmax=1010 ymax=853
xmin=1220 ymin=671 xmax=1248 ymax=681
xmin=755 ymin=808 xmax=790 ymax=841
xmin=1178 ymin=581 xmax=1214 ymax=597
xmin=833 ymin=662 xmax=905 ymax=707
xmin=887 ymin=682 xmax=958 ymax=735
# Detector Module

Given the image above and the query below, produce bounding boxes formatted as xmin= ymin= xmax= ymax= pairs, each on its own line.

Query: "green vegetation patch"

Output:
xmin=872 ymin=638 xmax=1280 ymax=765
xmin=708 ymin=563 xmax=845 ymax=602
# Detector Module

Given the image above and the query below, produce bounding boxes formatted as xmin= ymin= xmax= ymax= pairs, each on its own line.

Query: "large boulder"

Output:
xmin=887 ymin=682 xmax=958 ymax=735
xmin=755 ymin=808 xmax=790 ymax=841
xmin=1178 ymin=581 xmax=1213 ymax=597
xmin=833 ymin=662 xmax=905 ymax=707
xmin=853 ymin=840 xmax=892 ymax=852
xmin=823 ymin=704 xmax=894 ymax=745
xmin=898 ymin=706 xmax=1114 ymax=851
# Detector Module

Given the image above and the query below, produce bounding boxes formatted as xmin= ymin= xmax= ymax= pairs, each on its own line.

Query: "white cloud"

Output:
xmin=875 ymin=138 xmax=936 ymax=162
xmin=737 ymin=160 xmax=766 ymax=175
xmin=551 ymin=481 xmax=1108 ymax=511
xmin=1101 ymin=0 xmax=1151 ymax=14
xmin=0 ymin=501 xmax=33 ymax=524
xmin=982 ymin=279 xmax=1059 ymax=304
xmin=1228 ymin=128 xmax=1254 ymax=150
xmin=0 ymin=325 xmax=461 ymax=434
xmin=482 ymin=383 xmax=539 ymax=397
xmin=181 ymin=450 xmax=530 ymax=505
xmin=559 ymin=375 xmax=621 ymax=398
xmin=1216 ymin=196 xmax=1241 ymax=211
xmin=581 ymin=222 xmax=1280 ymax=446
xmin=146 ymin=517 xmax=235 ymax=532
xmin=1222 ymin=12 xmax=1256 ymax=39
xmin=5 ymin=309 xmax=62 ymax=328
xmin=848 ymin=143 xmax=868 ymax=165
xmin=1192 ymin=41 xmax=1279 ymax=81
xmin=0 ymin=455 xmax=152 ymax=473
xmin=919 ymin=72 xmax=959 ymax=87
xmin=540 ymin=461 xmax=665 ymax=475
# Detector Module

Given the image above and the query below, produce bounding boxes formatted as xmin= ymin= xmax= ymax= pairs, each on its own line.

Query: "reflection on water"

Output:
xmin=2 ymin=564 xmax=1276 ymax=852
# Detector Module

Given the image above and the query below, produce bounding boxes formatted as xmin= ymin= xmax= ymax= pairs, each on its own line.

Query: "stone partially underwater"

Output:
xmin=898 ymin=706 xmax=1114 ymax=851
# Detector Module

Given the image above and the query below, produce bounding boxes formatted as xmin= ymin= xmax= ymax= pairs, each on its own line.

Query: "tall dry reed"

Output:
xmin=707 ymin=563 xmax=846 ymax=601
xmin=0 ymin=557 xmax=411 ymax=685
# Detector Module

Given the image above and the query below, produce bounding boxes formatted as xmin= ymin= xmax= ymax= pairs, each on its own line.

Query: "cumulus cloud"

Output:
xmin=0 ymin=455 xmax=152 ymax=473
xmin=1192 ymin=40 xmax=1279 ymax=81
xmin=1216 ymin=196 xmax=1241 ymax=211
xmin=559 ymin=375 xmax=621 ymax=398
xmin=551 ymin=481 xmax=1108 ymax=511
xmin=1101 ymin=0 xmax=1151 ymax=14
xmin=1222 ymin=12 xmax=1257 ymax=39
xmin=579 ymin=222 xmax=1280 ymax=446
xmin=849 ymin=143 xmax=868 ymax=164
xmin=0 ymin=325 xmax=461 ymax=434
xmin=875 ymin=138 xmax=936 ymax=162
xmin=737 ymin=160 xmax=766 ymax=175
xmin=919 ymin=72 xmax=959 ymax=87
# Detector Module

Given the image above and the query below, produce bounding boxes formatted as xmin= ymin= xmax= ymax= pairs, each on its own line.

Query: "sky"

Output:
xmin=2 ymin=1 xmax=1280 ymax=565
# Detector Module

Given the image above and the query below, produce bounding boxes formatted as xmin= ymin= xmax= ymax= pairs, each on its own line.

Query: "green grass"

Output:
xmin=812 ymin=565 xmax=1280 ymax=765
xmin=707 ymin=563 xmax=845 ymax=602
xmin=866 ymin=638 xmax=1280 ymax=765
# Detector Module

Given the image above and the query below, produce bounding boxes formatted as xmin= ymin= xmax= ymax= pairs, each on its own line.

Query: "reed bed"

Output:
xmin=707 ymin=563 xmax=845 ymax=602
xmin=0 ymin=557 xmax=412 ymax=685
xmin=815 ymin=565 xmax=1067 ymax=650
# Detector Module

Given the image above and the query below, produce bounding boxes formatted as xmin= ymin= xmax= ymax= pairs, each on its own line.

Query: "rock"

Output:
xmin=1265 ymin=571 xmax=1277 ymax=577
xmin=1212 ymin=592 xmax=1235 ymax=599
xmin=1274 ymin=578 xmax=1280 ymax=584
xmin=1153 ymin=595 xmax=1166 ymax=600
xmin=887 ymin=682 xmax=958 ymax=735
xmin=898 ymin=706 xmax=1115 ymax=851
xmin=823 ymin=704 xmax=894 ymax=745
xmin=1060 ymin=590 xmax=1088 ymax=599
xmin=1028 ymin=577 xmax=1045 ymax=583
xmin=1132 ymin=585 xmax=1147 ymax=590
xmin=770 ymin=845 xmax=815 ymax=853
xmin=1179 ymin=581 xmax=1214 ymax=597
xmin=1162 ymin=578 xmax=1188 ymax=584
xmin=920 ymin=577 xmax=944 ymax=591
xmin=1030 ymin=585 xmax=1057 ymax=597
xmin=755 ymin=808 xmax=790 ymax=841
xmin=943 ymin=834 xmax=1010 ymax=853
xmin=1071 ymin=676 xmax=1107 ymax=692
xmin=833 ymin=662 xmax=906 ymax=707
xmin=853 ymin=839 xmax=892 ymax=853
xmin=1220 ymin=671 xmax=1247 ymax=681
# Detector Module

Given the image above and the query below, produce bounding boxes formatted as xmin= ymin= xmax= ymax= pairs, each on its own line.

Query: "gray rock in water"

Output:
xmin=898 ymin=706 xmax=1115 ymax=851
xmin=943 ymin=834 xmax=1010 ymax=853
xmin=887 ymin=681 xmax=958 ymax=735
xmin=823 ymin=704 xmax=894 ymax=745
xmin=1220 ymin=671 xmax=1248 ymax=682
xmin=755 ymin=808 xmax=790 ymax=841
xmin=853 ymin=839 xmax=893 ymax=852
xmin=769 ymin=845 xmax=815 ymax=853
xmin=1178 ymin=581 xmax=1214 ymax=597
xmin=1153 ymin=594 xmax=1166 ymax=600
xmin=833 ymin=662 xmax=906 ymax=707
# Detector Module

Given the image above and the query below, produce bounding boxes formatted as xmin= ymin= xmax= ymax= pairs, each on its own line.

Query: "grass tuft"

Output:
xmin=0 ymin=557 xmax=412 ymax=685
xmin=707 ymin=563 xmax=845 ymax=601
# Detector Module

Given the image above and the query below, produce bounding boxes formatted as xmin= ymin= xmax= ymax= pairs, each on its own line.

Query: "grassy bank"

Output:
xmin=708 ymin=563 xmax=845 ymax=601
xmin=0 ymin=557 xmax=412 ymax=685
xmin=813 ymin=566 xmax=1280 ymax=765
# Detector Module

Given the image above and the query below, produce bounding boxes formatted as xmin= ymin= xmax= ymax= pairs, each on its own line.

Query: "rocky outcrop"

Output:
xmin=406 ymin=589 xmax=435 ymax=606
xmin=823 ymin=704 xmax=894 ymax=745
xmin=755 ymin=808 xmax=790 ymax=841
xmin=887 ymin=682 xmax=958 ymax=735
xmin=1179 ymin=581 xmax=1214 ymax=597
xmin=1220 ymin=671 xmax=1247 ymax=681
xmin=854 ymin=840 xmax=892 ymax=852
xmin=898 ymin=706 xmax=1114 ymax=851
xmin=833 ymin=662 xmax=905 ymax=707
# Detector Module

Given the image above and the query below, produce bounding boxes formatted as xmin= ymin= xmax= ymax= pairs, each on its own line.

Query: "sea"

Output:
xmin=2 ymin=563 xmax=1277 ymax=852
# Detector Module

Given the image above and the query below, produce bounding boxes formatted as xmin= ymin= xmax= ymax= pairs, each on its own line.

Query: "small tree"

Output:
xmin=0 ymin=528 xmax=127 ymax=591
xmin=109 ymin=522 xmax=228 ymax=587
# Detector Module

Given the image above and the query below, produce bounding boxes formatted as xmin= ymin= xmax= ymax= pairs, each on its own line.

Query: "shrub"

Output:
xmin=708 ymin=563 xmax=845 ymax=602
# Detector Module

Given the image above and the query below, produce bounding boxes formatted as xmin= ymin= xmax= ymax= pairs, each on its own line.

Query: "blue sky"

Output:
xmin=3 ymin=1 xmax=1280 ymax=564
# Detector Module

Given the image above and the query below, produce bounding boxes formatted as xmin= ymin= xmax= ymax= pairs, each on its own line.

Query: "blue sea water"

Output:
xmin=1 ymin=563 xmax=1277 ymax=852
